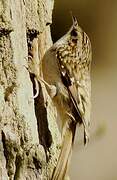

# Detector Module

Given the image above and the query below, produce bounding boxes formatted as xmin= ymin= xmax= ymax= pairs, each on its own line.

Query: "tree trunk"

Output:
xmin=0 ymin=0 xmax=61 ymax=179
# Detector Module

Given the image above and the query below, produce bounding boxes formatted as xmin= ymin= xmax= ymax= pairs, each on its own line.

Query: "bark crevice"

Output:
xmin=0 ymin=0 xmax=61 ymax=179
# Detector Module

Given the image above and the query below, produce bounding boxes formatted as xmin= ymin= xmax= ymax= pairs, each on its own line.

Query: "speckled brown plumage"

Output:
xmin=42 ymin=16 xmax=92 ymax=180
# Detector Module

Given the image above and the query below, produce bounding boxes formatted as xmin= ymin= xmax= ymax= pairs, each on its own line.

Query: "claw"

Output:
xmin=84 ymin=129 xmax=89 ymax=145
xmin=33 ymin=77 xmax=39 ymax=98
xmin=24 ymin=64 xmax=40 ymax=99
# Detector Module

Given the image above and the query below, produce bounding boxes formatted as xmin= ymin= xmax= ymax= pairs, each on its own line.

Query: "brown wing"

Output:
xmin=57 ymin=59 xmax=82 ymax=121
xmin=57 ymin=57 xmax=90 ymax=144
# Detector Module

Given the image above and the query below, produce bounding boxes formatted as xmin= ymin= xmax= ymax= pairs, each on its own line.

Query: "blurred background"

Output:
xmin=51 ymin=0 xmax=117 ymax=180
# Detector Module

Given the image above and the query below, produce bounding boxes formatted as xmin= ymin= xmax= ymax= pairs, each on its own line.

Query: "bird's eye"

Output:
xmin=71 ymin=29 xmax=77 ymax=37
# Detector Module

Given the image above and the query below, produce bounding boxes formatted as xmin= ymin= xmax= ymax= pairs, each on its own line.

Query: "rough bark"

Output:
xmin=0 ymin=0 xmax=61 ymax=179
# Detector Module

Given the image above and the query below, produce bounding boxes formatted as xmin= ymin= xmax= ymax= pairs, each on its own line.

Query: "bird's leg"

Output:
xmin=24 ymin=36 xmax=40 ymax=98
xmin=27 ymin=35 xmax=57 ymax=99
xmin=38 ymin=77 xmax=57 ymax=99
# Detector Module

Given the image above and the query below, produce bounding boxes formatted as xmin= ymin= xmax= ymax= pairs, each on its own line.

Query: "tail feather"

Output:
xmin=52 ymin=120 xmax=76 ymax=180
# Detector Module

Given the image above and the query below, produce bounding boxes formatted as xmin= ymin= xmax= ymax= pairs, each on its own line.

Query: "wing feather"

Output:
xmin=57 ymin=58 xmax=90 ymax=144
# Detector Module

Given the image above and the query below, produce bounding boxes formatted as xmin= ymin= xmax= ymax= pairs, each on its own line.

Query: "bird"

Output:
xmin=42 ymin=16 xmax=92 ymax=180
